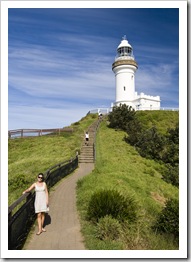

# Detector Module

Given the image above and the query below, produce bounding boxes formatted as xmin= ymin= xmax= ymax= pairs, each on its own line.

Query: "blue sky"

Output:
xmin=8 ymin=7 xmax=179 ymax=130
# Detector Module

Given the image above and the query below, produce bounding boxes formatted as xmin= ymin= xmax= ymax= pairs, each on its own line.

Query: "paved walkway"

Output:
xmin=23 ymin=163 xmax=94 ymax=250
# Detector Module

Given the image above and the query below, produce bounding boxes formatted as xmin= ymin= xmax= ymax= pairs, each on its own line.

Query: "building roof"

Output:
xmin=117 ymin=37 xmax=132 ymax=49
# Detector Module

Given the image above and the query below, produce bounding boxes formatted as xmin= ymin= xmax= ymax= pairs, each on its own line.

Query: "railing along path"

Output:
xmin=8 ymin=117 xmax=103 ymax=250
xmin=8 ymin=127 xmax=73 ymax=139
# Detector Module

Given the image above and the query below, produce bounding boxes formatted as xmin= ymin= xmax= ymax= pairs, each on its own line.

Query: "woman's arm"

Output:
xmin=22 ymin=183 xmax=35 ymax=194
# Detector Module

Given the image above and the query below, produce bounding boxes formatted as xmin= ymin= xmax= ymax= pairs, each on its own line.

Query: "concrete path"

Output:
xmin=23 ymin=163 xmax=94 ymax=250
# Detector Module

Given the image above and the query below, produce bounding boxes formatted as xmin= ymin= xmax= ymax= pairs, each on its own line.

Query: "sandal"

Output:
xmin=42 ymin=228 xmax=46 ymax=232
xmin=36 ymin=231 xmax=42 ymax=235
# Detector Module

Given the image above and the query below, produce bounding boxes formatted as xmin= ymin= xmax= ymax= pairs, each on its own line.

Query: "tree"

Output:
xmin=108 ymin=104 xmax=136 ymax=131
xmin=134 ymin=127 xmax=165 ymax=160
xmin=162 ymin=124 xmax=179 ymax=165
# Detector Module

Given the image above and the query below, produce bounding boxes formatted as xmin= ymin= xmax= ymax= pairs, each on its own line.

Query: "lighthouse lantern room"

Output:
xmin=112 ymin=36 xmax=160 ymax=110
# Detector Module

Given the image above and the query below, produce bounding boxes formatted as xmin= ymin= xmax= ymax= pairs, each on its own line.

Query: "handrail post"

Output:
xmin=8 ymin=211 xmax=12 ymax=249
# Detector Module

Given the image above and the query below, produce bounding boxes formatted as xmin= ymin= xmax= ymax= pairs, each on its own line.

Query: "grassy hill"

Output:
xmin=136 ymin=110 xmax=178 ymax=134
xmin=8 ymin=110 xmax=179 ymax=249
xmin=8 ymin=113 xmax=97 ymax=205
xmin=76 ymin=111 xmax=179 ymax=250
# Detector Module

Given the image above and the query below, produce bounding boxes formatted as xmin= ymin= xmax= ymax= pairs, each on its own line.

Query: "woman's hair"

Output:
xmin=37 ymin=173 xmax=44 ymax=181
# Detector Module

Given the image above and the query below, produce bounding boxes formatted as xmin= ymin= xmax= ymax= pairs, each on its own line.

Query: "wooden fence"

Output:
xmin=8 ymin=127 xmax=73 ymax=139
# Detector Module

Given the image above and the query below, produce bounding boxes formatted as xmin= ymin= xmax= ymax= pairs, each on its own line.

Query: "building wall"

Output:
xmin=134 ymin=92 xmax=160 ymax=110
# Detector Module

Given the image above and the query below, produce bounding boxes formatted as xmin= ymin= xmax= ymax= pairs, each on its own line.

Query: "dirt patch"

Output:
xmin=151 ymin=191 xmax=166 ymax=206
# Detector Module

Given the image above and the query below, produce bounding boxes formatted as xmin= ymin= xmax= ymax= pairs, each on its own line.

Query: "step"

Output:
xmin=79 ymin=154 xmax=94 ymax=157
xmin=79 ymin=159 xmax=94 ymax=163
xmin=78 ymin=158 xmax=94 ymax=163
xmin=80 ymin=151 xmax=93 ymax=154
xmin=80 ymin=153 xmax=94 ymax=156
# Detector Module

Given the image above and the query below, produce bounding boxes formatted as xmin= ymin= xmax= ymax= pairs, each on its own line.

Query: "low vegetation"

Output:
xmin=8 ymin=113 xmax=97 ymax=205
xmin=108 ymin=105 xmax=179 ymax=187
xmin=76 ymin=109 xmax=179 ymax=250
xmin=9 ymin=109 xmax=179 ymax=250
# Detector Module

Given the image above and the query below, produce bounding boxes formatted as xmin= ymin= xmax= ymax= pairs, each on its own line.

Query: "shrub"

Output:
xmin=87 ymin=189 xmax=138 ymax=223
xmin=162 ymin=164 xmax=179 ymax=187
xmin=8 ymin=174 xmax=31 ymax=190
xmin=153 ymin=198 xmax=179 ymax=240
xmin=124 ymin=118 xmax=143 ymax=146
xmin=108 ymin=104 xmax=136 ymax=130
xmin=162 ymin=125 xmax=179 ymax=165
xmin=135 ymin=127 xmax=165 ymax=160
xmin=73 ymin=121 xmax=80 ymax=126
xmin=96 ymin=215 xmax=121 ymax=240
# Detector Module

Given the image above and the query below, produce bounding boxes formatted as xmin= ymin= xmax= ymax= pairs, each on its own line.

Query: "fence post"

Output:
xmin=8 ymin=211 xmax=12 ymax=249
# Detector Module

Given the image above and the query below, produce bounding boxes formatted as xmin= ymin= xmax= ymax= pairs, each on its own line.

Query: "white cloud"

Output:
xmin=8 ymin=104 xmax=92 ymax=130
xmin=8 ymin=9 xmax=180 ymax=130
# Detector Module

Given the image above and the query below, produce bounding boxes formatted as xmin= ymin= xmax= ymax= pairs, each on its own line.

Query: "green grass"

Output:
xmin=9 ymin=110 xmax=179 ymax=250
xmin=136 ymin=110 xmax=179 ymax=134
xmin=76 ymin=113 xmax=179 ymax=250
xmin=8 ymin=113 xmax=97 ymax=205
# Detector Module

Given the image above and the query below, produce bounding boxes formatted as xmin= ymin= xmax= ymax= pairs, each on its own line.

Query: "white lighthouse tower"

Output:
xmin=112 ymin=36 xmax=160 ymax=110
xmin=112 ymin=36 xmax=138 ymax=108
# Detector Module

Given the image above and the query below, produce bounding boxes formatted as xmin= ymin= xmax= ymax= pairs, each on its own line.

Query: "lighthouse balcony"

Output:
xmin=112 ymin=59 xmax=138 ymax=70
xmin=115 ymin=55 xmax=134 ymax=62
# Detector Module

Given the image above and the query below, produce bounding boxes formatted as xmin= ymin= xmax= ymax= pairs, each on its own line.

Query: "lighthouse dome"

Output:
xmin=116 ymin=36 xmax=134 ymax=60
xmin=117 ymin=39 xmax=132 ymax=49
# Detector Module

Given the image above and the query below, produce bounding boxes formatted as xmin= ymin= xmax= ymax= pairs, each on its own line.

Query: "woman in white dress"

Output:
xmin=23 ymin=173 xmax=49 ymax=235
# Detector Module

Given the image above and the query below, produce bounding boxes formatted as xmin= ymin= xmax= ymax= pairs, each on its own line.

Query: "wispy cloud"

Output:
xmin=8 ymin=8 xmax=179 ymax=129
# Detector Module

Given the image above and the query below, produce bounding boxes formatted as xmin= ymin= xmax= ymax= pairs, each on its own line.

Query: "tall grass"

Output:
xmin=9 ymin=110 xmax=179 ymax=249
xmin=76 ymin=116 xmax=179 ymax=250
xmin=8 ymin=114 xmax=97 ymax=205
xmin=136 ymin=110 xmax=178 ymax=134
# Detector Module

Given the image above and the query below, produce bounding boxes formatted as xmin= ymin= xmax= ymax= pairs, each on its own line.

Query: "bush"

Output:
xmin=135 ymin=127 xmax=165 ymax=160
xmin=108 ymin=104 xmax=136 ymax=130
xmin=124 ymin=118 xmax=143 ymax=146
xmin=162 ymin=164 xmax=179 ymax=187
xmin=87 ymin=189 xmax=138 ymax=223
xmin=162 ymin=125 xmax=179 ymax=165
xmin=8 ymin=174 xmax=31 ymax=190
xmin=153 ymin=198 xmax=179 ymax=240
xmin=96 ymin=215 xmax=121 ymax=240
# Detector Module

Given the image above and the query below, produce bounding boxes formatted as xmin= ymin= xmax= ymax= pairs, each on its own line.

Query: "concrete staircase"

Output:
xmin=78 ymin=119 xmax=101 ymax=163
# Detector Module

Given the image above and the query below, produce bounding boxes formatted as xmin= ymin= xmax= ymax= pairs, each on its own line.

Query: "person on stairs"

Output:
xmin=23 ymin=173 xmax=49 ymax=235
xmin=85 ymin=131 xmax=89 ymax=146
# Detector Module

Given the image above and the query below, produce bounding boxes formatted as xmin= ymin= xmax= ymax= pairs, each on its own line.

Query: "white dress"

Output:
xmin=34 ymin=182 xmax=47 ymax=213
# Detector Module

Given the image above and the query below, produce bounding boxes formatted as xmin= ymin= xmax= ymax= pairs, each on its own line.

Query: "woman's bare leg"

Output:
xmin=41 ymin=212 xmax=46 ymax=231
xmin=37 ymin=213 xmax=42 ymax=234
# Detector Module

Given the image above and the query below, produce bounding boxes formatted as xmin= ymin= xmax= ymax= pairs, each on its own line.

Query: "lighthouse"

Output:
xmin=112 ymin=36 xmax=160 ymax=110
xmin=112 ymin=36 xmax=138 ymax=108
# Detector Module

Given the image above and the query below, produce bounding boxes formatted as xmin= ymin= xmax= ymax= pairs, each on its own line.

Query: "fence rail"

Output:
xmin=88 ymin=107 xmax=179 ymax=115
xmin=8 ymin=127 xmax=73 ymax=139
xmin=8 ymin=156 xmax=78 ymax=250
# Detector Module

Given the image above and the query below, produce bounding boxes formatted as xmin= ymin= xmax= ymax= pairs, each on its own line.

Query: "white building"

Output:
xmin=112 ymin=36 xmax=160 ymax=110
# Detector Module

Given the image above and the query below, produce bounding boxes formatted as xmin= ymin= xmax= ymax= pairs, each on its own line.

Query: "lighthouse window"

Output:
xmin=124 ymin=86 xmax=126 ymax=91
xmin=117 ymin=47 xmax=132 ymax=57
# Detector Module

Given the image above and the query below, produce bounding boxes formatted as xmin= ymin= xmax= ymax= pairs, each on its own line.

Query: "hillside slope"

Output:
xmin=136 ymin=110 xmax=178 ymax=134
xmin=76 ymin=112 xmax=179 ymax=250
xmin=8 ymin=114 xmax=97 ymax=205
